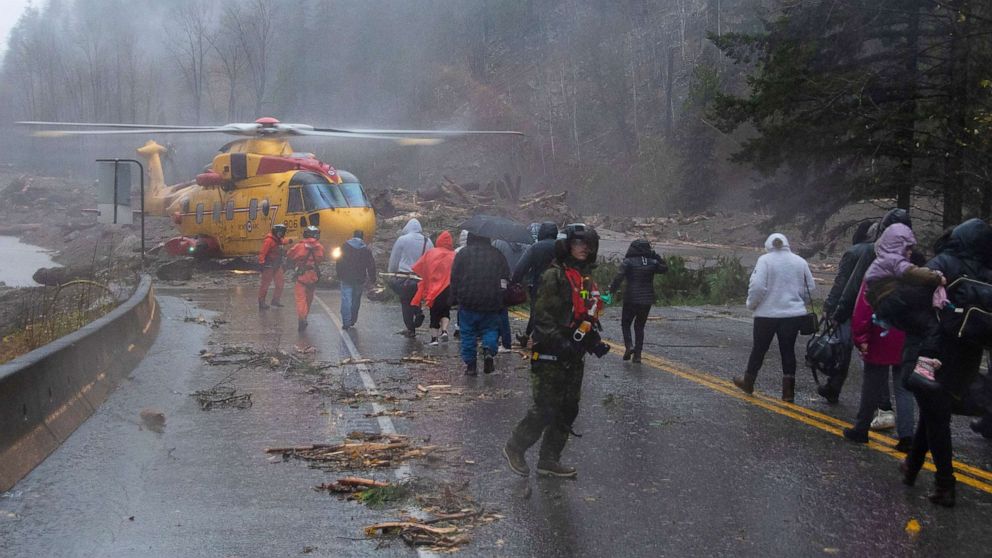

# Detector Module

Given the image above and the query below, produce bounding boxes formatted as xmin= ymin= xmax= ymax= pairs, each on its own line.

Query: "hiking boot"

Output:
xmin=895 ymin=437 xmax=913 ymax=453
xmin=929 ymin=477 xmax=956 ymax=508
xmin=536 ymin=461 xmax=577 ymax=478
xmin=842 ymin=427 xmax=869 ymax=444
xmin=516 ymin=334 xmax=530 ymax=348
xmin=870 ymin=409 xmax=896 ymax=431
xmin=907 ymin=357 xmax=942 ymax=392
xmin=464 ymin=361 xmax=478 ymax=376
xmin=816 ymin=384 xmax=839 ymax=404
xmin=297 ymin=319 xmax=308 ymax=332
xmin=258 ymin=300 xmax=270 ymax=310
xmin=623 ymin=347 xmax=634 ymax=361
xmin=270 ymin=300 xmax=283 ymax=308
xmin=503 ymin=443 xmax=529 ymax=477
xmin=782 ymin=375 xmax=795 ymax=403
xmin=483 ymin=352 xmax=495 ymax=374
xmin=631 ymin=352 xmax=641 ymax=364
xmin=733 ymin=374 xmax=756 ymax=395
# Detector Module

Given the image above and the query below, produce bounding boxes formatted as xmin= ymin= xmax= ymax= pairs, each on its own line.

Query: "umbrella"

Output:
xmin=459 ymin=214 xmax=534 ymax=244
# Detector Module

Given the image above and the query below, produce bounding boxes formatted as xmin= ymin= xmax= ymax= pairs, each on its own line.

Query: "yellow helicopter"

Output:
xmin=20 ymin=117 xmax=522 ymax=260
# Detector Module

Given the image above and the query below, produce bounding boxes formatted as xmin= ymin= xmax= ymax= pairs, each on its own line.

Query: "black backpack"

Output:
xmin=805 ymin=321 xmax=850 ymax=385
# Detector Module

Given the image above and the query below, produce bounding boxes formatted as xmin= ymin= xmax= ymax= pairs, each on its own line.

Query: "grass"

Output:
xmin=0 ymin=303 xmax=116 ymax=364
xmin=354 ymin=484 xmax=410 ymax=509
xmin=594 ymin=254 xmax=750 ymax=307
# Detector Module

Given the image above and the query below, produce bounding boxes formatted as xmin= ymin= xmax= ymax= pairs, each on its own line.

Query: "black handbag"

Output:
xmin=799 ymin=278 xmax=818 ymax=335
xmin=805 ymin=321 xmax=847 ymax=385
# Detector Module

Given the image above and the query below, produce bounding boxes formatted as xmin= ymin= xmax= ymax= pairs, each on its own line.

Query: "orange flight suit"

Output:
xmin=287 ymin=237 xmax=325 ymax=321
xmin=258 ymin=233 xmax=287 ymax=305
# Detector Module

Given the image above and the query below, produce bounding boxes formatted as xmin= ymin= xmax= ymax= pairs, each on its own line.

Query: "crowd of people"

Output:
xmin=255 ymin=209 xmax=992 ymax=504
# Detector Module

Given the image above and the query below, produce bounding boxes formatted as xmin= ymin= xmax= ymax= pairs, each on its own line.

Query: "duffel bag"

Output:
xmin=805 ymin=321 xmax=848 ymax=385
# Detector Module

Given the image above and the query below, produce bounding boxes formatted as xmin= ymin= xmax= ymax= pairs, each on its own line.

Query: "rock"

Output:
xmin=32 ymin=265 xmax=92 ymax=286
xmin=156 ymin=258 xmax=194 ymax=281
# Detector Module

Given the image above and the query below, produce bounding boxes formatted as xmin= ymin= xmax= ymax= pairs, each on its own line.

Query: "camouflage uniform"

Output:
xmin=507 ymin=261 xmax=590 ymax=464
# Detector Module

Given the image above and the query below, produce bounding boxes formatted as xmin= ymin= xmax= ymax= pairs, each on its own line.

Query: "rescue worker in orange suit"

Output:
xmin=287 ymin=226 xmax=325 ymax=331
xmin=258 ymin=223 xmax=288 ymax=310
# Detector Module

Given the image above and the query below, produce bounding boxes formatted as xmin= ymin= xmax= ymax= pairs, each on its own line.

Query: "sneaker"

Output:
xmin=270 ymin=300 xmax=284 ymax=308
xmin=895 ymin=437 xmax=913 ymax=453
xmin=464 ymin=361 xmax=478 ymax=376
xmin=503 ymin=444 xmax=529 ymax=477
xmin=536 ymin=461 xmax=577 ymax=478
xmin=401 ymin=330 xmax=417 ymax=339
xmin=498 ymin=346 xmax=513 ymax=354
xmin=429 ymin=337 xmax=439 ymax=346
xmin=453 ymin=328 xmax=460 ymax=338
xmin=440 ymin=332 xmax=449 ymax=343
xmin=843 ymin=427 xmax=869 ymax=444
xmin=870 ymin=410 xmax=896 ymax=431
xmin=483 ymin=353 xmax=495 ymax=374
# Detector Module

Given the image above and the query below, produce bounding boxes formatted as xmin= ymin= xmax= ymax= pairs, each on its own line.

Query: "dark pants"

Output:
xmin=525 ymin=284 xmax=539 ymax=336
xmin=744 ymin=316 xmax=803 ymax=378
xmin=389 ymin=278 xmax=423 ymax=332
xmin=906 ymin=380 xmax=955 ymax=484
xmin=508 ymin=359 xmax=585 ymax=463
xmin=499 ymin=308 xmax=512 ymax=348
xmin=621 ymin=303 xmax=651 ymax=352
xmin=429 ymin=287 xmax=451 ymax=329
xmin=852 ymin=362 xmax=916 ymax=438
xmin=822 ymin=320 xmax=853 ymax=395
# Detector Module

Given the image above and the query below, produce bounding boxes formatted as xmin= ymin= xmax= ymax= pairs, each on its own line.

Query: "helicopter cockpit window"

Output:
xmin=287 ymin=188 xmax=304 ymax=213
xmin=195 ymin=203 xmax=204 ymax=224
xmin=249 ymin=199 xmax=258 ymax=220
xmin=291 ymin=172 xmax=347 ymax=210
xmin=340 ymin=182 xmax=370 ymax=208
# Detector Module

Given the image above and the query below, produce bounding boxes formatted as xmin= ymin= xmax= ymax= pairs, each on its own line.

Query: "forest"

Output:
xmin=1 ymin=0 xmax=989 ymax=229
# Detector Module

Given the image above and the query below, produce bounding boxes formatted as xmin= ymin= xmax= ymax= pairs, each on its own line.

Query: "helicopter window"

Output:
xmin=195 ymin=203 xmax=204 ymax=224
xmin=181 ymin=197 xmax=190 ymax=214
xmin=212 ymin=202 xmax=222 ymax=222
xmin=287 ymin=188 xmax=304 ymax=213
xmin=339 ymin=183 xmax=370 ymax=208
xmin=261 ymin=199 xmax=270 ymax=216
xmin=225 ymin=200 xmax=234 ymax=220
xmin=303 ymin=183 xmax=347 ymax=210
xmin=249 ymin=199 xmax=258 ymax=220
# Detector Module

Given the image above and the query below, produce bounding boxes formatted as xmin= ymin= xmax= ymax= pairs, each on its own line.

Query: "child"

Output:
xmin=864 ymin=224 xmax=946 ymax=385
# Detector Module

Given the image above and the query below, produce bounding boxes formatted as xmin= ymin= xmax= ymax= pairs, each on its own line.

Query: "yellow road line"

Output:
xmin=509 ymin=309 xmax=992 ymax=493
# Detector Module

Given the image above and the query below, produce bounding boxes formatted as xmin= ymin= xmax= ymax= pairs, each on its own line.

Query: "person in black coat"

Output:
xmin=511 ymin=222 xmax=559 ymax=347
xmin=900 ymin=218 xmax=992 ymax=507
xmin=608 ymin=239 xmax=668 ymax=362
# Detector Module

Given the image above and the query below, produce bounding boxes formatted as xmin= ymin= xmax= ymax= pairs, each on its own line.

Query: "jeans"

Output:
xmin=852 ymin=362 xmax=916 ymax=439
xmin=458 ymin=308 xmax=500 ymax=363
xmin=621 ymin=303 xmax=651 ymax=352
xmin=499 ymin=308 xmax=512 ymax=349
xmin=744 ymin=315 xmax=804 ymax=378
xmin=340 ymin=281 xmax=363 ymax=328
xmin=389 ymin=278 xmax=423 ymax=331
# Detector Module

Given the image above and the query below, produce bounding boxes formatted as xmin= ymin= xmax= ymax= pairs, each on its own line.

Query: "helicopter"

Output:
xmin=19 ymin=117 xmax=522 ymax=261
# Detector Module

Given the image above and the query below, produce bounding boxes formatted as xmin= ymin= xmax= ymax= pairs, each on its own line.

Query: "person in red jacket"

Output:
xmin=411 ymin=230 xmax=455 ymax=345
xmin=287 ymin=226 xmax=325 ymax=331
xmin=843 ymin=281 xmax=916 ymax=451
xmin=258 ymin=223 xmax=288 ymax=310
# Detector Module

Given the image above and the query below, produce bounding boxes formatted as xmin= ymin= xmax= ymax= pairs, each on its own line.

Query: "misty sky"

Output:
xmin=0 ymin=0 xmax=31 ymax=55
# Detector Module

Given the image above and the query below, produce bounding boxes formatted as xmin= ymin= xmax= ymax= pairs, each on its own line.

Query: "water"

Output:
xmin=0 ymin=236 xmax=60 ymax=287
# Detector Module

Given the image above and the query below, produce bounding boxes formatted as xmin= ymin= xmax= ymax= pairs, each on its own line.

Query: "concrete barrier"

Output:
xmin=0 ymin=275 xmax=159 ymax=491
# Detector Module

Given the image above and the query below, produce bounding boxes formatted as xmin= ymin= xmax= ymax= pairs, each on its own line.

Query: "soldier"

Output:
xmin=257 ymin=223 xmax=288 ymax=310
xmin=503 ymin=225 xmax=609 ymax=478
xmin=287 ymin=226 xmax=325 ymax=332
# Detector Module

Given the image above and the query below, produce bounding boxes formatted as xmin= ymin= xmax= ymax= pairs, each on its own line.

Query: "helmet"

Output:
xmin=272 ymin=223 xmax=287 ymax=237
xmin=303 ymin=225 xmax=320 ymax=239
xmin=554 ymin=223 xmax=599 ymax=264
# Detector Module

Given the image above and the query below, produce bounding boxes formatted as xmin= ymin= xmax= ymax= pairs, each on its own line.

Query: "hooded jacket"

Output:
xmin=449 ymin=233 xmax=509 ymax=312
xmin=823 ymin=221 xmax=874 ymax=317
xmin=746 ymin=233 xmax=816 ymax=318
xmin=388 ymin=219 xmax=433 ymax=273
xmin=410 ymin=230 xmax=455 ymax=308
xmin=337 ymin=236 xmax=376 ymax=285
xmin=851 ymin=282 xmax=905 ymax=366
xmin=492 ymin=239 xmax=527 ymax=271
xmin=511 ymin=222 xmax=559 ymax=287
xmin=864 ymin=224 xmax=943 ymax=305
xmin=608 ymin=240 xmax=668 ymax=306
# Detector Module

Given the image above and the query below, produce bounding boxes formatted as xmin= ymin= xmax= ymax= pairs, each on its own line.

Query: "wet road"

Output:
xmin=3 ymin=282 xmax=992 ymax=557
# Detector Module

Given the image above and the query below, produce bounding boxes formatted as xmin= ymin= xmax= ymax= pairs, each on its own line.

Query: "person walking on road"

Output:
xmin=511 ymin=222 xmax=559 ymax=348
xmin=449 ymin=232 xmax=509 ymax=375
xmin=733 ymin=233 xmax=816 ymax=402
xmin=287 ymin=226 xmax=325 ymax=332
xmin=843 ymin=281 xmax=915 ymax=451
xmin=336 ymin=230 xmax=376 ymax=330
xmin=388 ymin=218 xmax=433 ymax=338
xmin=258 ymin=223 xmax=288 ymax=310
xmin=608 ymin=239 xmax=668 ymax=363
xmin=411 ymin=230 xmax=455 ymax=345
xmin=504 ymin=225 xmax=610 ymax=478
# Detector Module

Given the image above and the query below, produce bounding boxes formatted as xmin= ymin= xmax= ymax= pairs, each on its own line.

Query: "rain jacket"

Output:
xmin=388 ymin=219 xmax=433 ymax=273
xmin=608 ymin=240 xmax=668 ymax=306
xmin=746 ymin=233 xmax=816 ymax=318
xmin=511 ymin=222 xmax=559 ymax=287
xmin=851 ymin=282 xmax=905 ymax=366
xmin=287 ymin=237 xmax=325 ymax=285
xmin=493 ymin=239 xmax=527 ymax=271
xmin=411 ymin=231 xmax=454 ymax=307
xmin=823 ymin=222 xmax=873 ymax=318
xmin=337 ymin=236 xmax=376 ymax=285
xmin=258 ymin=233 xmax=287 ymax=269
xmin=531 ymin=254 xmax=595 ymax=361
xmin=449 ymin=233 xmax=509 ymax=312
xmin=864 ymin=224 xmax=943 ymax=306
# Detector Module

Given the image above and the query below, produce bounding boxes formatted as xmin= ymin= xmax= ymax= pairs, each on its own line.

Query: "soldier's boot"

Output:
xmin=502 ymin=442 xmax=529 ymax=477
xmin=536 ymin=461 xmax=577 ymax=478
xmin=733 ymin=373 xmax=757 ymax=395
xmin=782 ymin=375 xmax=795 ymax=403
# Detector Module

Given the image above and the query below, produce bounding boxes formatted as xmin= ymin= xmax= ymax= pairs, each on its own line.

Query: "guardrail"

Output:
xmin=0 ymin=275 xmax=159 ymax=491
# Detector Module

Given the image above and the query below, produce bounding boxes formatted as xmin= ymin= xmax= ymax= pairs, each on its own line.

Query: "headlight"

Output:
xmin=331 ymin=246 xmax=342 ymax=260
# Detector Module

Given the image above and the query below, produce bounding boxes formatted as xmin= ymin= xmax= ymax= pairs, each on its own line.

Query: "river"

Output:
xmin=0 ymin=236 xmax=60 ymax=287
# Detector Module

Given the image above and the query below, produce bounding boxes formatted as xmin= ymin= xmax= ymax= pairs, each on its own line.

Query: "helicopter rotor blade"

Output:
xmin=17 ymin=121 xmax=217 ymax=130
xmin=289 ymin=129 xmax=444 ymax=145
xmin=311 ymin=127 xmax=524 ymax=137
xmin=28 ymin=128 xmax=242 ymax=138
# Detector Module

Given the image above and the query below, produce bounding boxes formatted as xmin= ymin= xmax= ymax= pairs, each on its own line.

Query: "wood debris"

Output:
xmin=265 ymin=432 xmax=438 ymax=470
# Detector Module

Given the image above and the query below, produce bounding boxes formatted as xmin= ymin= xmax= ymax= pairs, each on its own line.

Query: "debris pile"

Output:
xmin=265 ymin=432 xmax=439 ymax=470
xmin=191 ymin=385 xmax=252 ymax=410
xmin=199 ymin=345 xmax=335 ymax=376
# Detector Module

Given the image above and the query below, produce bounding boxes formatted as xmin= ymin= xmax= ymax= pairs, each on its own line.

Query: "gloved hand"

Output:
xmin=553 ymin=338 xmax=584 ymax=361
xmin=600 ymin=291 xmax=614 ymax=305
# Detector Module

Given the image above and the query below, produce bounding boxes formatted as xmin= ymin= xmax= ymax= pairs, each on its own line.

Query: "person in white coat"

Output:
xmin=733 ymin=233 xmax=816 ymax=402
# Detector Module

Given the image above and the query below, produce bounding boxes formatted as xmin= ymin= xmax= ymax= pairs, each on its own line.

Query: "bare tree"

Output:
xmin=166 ymin=0 xmax=213 ymax=123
